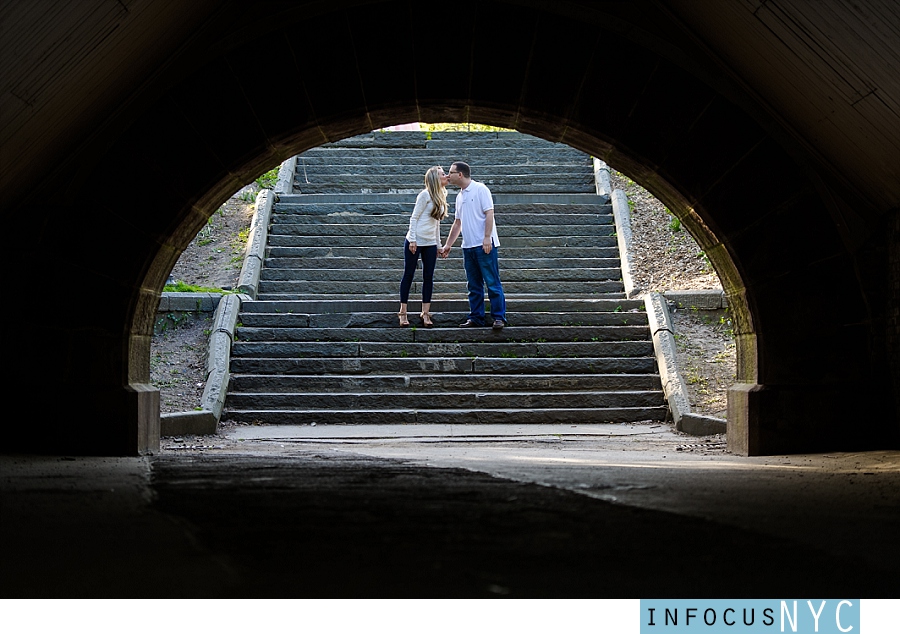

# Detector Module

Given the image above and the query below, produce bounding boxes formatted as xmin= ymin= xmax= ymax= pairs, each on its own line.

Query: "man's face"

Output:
xmin=447 ymin=166 xmax=463 ymax=188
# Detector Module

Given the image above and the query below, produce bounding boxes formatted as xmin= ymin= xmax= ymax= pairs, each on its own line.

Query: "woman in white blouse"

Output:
xmin=399 ymin=166 xmax=449 ymax=327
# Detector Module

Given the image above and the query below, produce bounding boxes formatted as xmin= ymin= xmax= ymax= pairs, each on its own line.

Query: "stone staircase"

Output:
xmin=223 ymin=131 xmax=667 ymax=425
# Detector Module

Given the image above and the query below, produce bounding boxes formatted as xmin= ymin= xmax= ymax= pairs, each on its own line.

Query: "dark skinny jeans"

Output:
xmin=399 ymin=240 xmax=438 ymax=303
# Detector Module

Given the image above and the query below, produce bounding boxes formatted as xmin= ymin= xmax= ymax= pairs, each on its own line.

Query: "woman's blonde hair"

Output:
xmin=424 ymin=166 xmax=448 ymax=220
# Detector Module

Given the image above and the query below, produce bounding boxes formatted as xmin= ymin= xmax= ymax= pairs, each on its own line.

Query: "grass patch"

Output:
xmin=164 ymin=281 xmax=233 ymax=294
xmin=255 ymin=167 xmax=279 ymax=190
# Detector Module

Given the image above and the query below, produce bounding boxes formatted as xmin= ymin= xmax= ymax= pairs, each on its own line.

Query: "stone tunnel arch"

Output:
xmin=10 ymin=2 xmax=895 ymax=457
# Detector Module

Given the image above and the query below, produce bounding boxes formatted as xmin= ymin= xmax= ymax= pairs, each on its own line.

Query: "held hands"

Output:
xmin=438 ymin=245 xmax=450 ymax=258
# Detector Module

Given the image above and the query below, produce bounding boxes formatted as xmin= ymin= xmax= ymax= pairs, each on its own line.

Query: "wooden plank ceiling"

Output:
xmin=665 ymin=0 xmax=900 ymax=211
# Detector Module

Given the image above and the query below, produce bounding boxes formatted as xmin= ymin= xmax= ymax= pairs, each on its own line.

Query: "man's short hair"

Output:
xmin=452 ymin=161 xmax=471 ymax=178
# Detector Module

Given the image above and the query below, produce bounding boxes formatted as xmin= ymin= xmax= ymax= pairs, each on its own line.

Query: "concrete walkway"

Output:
xmin=225 ymin=423 xmax=900 ymax=573
xmin=2 ymin=424 xmax=898 ymax=597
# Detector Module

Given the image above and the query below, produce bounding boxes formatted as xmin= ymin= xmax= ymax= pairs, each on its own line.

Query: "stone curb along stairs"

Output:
xmin=221 ymin=131 xmax=671 ymax=427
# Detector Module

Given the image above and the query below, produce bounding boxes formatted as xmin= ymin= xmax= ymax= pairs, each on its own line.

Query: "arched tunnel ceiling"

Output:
xmin=1 ymin=0 xmax=898 ymax=215
xmin=666 ymin=0 xmax=899 ymax=212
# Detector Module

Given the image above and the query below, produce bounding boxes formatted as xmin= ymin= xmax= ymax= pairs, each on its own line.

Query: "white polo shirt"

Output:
xmin=455 ymin=180 xmax=500 ymax=249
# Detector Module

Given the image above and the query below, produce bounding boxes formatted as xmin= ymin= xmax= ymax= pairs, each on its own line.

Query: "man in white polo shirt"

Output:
xmin=439 ymin=161 xmax=507 ymax=329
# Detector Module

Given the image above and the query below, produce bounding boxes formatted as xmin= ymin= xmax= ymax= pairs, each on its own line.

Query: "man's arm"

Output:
xmin=482 ymin=209 xmax=494 ymax=254
xmin=440 ymin=218 xmax=462 ymax=257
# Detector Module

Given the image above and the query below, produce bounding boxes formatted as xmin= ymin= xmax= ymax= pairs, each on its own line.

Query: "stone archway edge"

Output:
xmin=157 ymin=183 xmax=280 ymax=437
xmin=599 ymin=161 xmax=726 ymax=436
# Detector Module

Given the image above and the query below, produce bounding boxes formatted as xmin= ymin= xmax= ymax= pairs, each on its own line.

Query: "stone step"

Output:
xmin=270 ymin=215 xmax=613 ymax=228
xmin=230 ymin=340 xmax=652 ymax=359
xmin=262 ymin=256 xmax=624 ymax=270
xmin=226 ymin=389 xmax=666 ymax=410
xmin=276 ymin=193 xmax=609 ymax=206
xmin=293 ymin=183 xmax=596 ymax=195
xmin=229 ymin=372 xmax=662 ymax=393
xmin=312 ymin=131 xmax=463 ymax=148
xmin=292 ymin=165 xmax=592 ymax=178
xmin=258 ymin=267 xmax=622 ymax=282
xmin=271 ymin=220 xmax=612 ymax=233
xmin=294 ymin=172 xmax=592 ymax=185
xmin=265 ymin=246 xmax=622 ymax=259
xmin=424 ymin=137 xmax=584 ymax=150
xmin=272 ymin=202 xmax=611 ymax=215
xmin=307 ymin=140 xmax=587 ymax=152
xmin=299 ymin=138 xmax=587 ymax=150
xmin=266 ymin=235 xmax=614 ymax=248
xmin=298 ymin=147 xmax=589 ymax=161
xmin=229 ymin=356 xmax=659 ymax=375
xmin=320 ymin=131 xmax=583 ymax=149
xmin=222 ymin=406 xmax=669 ymax=425
xmin=293 ymin=171 xmax=596 ymax=182
xmin=234 ymin=324 xmax=650 ymax=343
xmin=256 ymin=278 xmax=624 ymax=294
xmin=224 ymin=131 xmax=665 ymax=428
xmin=254 ymin=280 xmax=626 ymax=295
xmin=297 ymin=146 xmax=591 ymax=160
xmin=254 ymin=292 xmax=629 ymax=301
xmin=239 ymin=311 xmax=648 ymax=329
xmin=238 ymin=298 xmax=647 ymax=313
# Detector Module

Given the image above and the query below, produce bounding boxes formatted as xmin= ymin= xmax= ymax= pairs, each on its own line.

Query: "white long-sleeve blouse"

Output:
xmin=405 ymin=189 xmax=442 ymax=246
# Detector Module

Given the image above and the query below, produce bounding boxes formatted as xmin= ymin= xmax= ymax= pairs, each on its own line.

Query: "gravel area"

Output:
xmin=670 ymin=309 xmax=734 ymax=419
xmin=608 ymin=170 xmax=722 ymax=292
xmin=152 ymin=171 xmax=736 ymax=419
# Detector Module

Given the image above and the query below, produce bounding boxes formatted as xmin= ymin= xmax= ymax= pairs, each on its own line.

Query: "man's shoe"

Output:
xmin=460 ymin=319 xmax=480 ymax=328
xmin=492 ymin=319 xmax=505 ymax=330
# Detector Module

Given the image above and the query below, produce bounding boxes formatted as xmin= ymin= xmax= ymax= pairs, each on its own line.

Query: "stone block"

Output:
xmin=645 ymin=293 xmax=689 ymax=423
xmin=611 ymin=189 xmax=640 ymax=298
xmin=663 ymin=290 xmax=726 ymax=310
xmin=275 ymin=156 xmax=296 ymax=194
xmin=125 ymin=382 xmax=160 ymax=454
xmin=593 ymin=158 xmax=612 ymax=198
xmin=238 ymin=189 xmax=275 ymax=298
xmin=677 ymin=413 xmax=727 ymax=436
xmin=160 ymin=410 xmax=218 ymax=437
xmin=160 ymin=293 xmax=223 ymax=313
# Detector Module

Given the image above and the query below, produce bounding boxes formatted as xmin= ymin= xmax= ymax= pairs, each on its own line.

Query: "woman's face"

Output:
xmin=437 ymin=167 xmax=449 ymax=187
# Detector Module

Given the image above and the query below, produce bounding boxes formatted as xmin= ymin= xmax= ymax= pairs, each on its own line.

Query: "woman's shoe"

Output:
xmin=398 ymin=311 xmax=410 ymax=327
xmin=420 ymin=311 xmax=434 ymax=328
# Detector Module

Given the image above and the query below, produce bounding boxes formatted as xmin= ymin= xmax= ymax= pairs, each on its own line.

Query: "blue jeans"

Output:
xmin=399 ymin=240 xmax=438 ymax=303
xmin=462 ymin=244 xmax=506 ymax=324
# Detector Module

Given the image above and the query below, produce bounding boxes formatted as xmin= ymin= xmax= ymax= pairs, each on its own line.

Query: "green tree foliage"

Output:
xmin=417 ymin=122 xmax=514 ymax=132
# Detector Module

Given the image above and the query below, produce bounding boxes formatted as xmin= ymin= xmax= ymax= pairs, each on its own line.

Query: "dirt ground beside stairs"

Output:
xmin=151 ymin=186 xmax=255 ymax=413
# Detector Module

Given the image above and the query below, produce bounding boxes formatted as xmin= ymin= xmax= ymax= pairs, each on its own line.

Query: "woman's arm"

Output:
xmin=407 ymin=190 xmax=428 ymax=243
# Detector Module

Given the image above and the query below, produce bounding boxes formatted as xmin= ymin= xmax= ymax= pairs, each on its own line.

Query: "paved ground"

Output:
xmin=2 ymin=423 xmax=898 ymax=598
